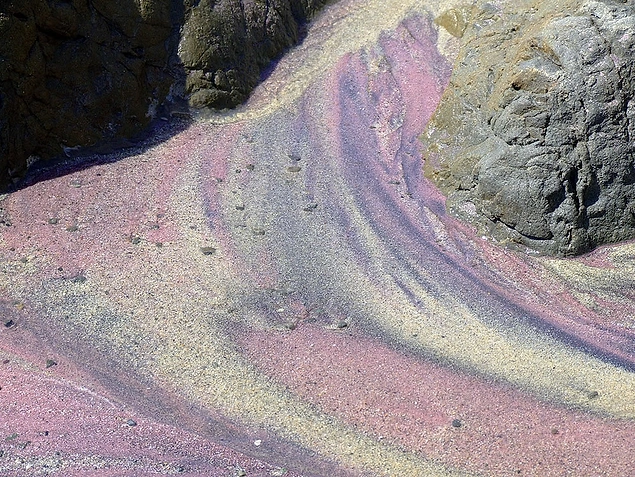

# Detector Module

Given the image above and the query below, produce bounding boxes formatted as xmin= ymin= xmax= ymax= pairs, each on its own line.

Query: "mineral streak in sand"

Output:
xmin=0 ymin=0 xmax=634 ymax=476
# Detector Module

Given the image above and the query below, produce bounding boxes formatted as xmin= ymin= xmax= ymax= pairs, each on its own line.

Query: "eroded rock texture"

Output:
xmin=0 ymin=0 xmax=178 ymax=189
xmin=0 ymin=0 xmax=326 ymax=190
xmin=423 ymin=0 xmax=635 ymax=256
xmin=181 ymin=0 xmax=327 ymax=109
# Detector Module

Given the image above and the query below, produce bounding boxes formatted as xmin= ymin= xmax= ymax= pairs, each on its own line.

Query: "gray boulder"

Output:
xmin=423 ymin=0 xmax=635 ymax=256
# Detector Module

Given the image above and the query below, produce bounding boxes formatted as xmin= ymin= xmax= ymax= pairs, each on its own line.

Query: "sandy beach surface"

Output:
xmin=1 ymin=1 xmax=634 ymax=475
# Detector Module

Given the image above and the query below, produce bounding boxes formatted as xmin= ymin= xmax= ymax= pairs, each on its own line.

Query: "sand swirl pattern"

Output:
xmin=0 ymin=1 xmax=633 ymax=476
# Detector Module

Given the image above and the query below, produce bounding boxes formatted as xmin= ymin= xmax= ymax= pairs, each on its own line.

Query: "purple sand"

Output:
xmin=1 ymin=4 xmax=634 ymax=476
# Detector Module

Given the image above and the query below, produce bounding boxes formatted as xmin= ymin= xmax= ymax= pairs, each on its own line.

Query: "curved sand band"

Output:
xmin=1 ymin=1 xmax=634 ymax=475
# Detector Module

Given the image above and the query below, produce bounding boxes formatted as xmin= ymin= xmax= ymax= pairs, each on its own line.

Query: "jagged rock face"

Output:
xmin=423 ymin=0 xmax=635 ymax=256
xmin=0 ymin=0 xmax=178 ymax=189
xmin=0 ymin=0 xmax=326 ymax=190
xmin=180 ymin=0 xmax=326 ymax=108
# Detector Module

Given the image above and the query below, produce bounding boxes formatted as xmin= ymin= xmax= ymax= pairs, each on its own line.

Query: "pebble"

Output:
xmin=451 ymin=419 xmax=463 ymax=428
xmin=126 ymin=419 xmax=137 ymax=427
xmin=45 ymin=359 xmax=57 ymax=368
xmin=170 ymin=110 xmax=192 ymax=119
xmin=287 ymin=166 xmax=302 ymax=173
xmin=200 ymin=246 xmax=217 ymax=255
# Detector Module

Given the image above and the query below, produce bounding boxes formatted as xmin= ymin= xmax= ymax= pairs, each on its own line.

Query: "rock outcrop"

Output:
xmin=0 ymin=0 xmax=326 ymax=190
xmin=181 ymin=0 xmax=326 ymax=109
xmin=0 ymin=0 xmax=178 ymax=189
xmin=423 ymin=0 xmax=635 ymax=256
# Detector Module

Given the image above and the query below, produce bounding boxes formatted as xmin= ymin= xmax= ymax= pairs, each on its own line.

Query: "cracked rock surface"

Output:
xmin=180 ymin=0 xmax=327 ymax=109
xmin=0 ymin=0 xmax=325 ymax=190
xmin=0 ymin=0 xmax=178 ymax=189
xmin=423 ymin=0 xmax=635 ymax=256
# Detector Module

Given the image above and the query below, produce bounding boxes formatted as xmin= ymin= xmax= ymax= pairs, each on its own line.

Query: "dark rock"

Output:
xmin=423 ymin=0 xmax=635 ymax=256
xmin=0 ymin=0 xmax=326 ymax=190
xmin=0 ymin=0 xmax=180 ymax=189
xmin=179 ymin=0 xmax=327 ymax=109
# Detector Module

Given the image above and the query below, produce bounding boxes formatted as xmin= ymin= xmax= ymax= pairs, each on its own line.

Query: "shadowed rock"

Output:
xmin=423 ymin=0 xmax=635 ymax=256
xmin=0 ymin=0 xmax=179 ymax=189
xmin=181 ymin=0 xmax=327 ymax=109
xmin=0 ymin=0 xmax=326 ymax=190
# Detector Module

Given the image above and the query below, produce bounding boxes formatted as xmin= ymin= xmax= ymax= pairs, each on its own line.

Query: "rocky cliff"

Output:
xmin=0 ymin=0 xmax=325 ymax=190
xmin=180 ymin=0 xmax=326 ymax=108
xmin=424 ymin=0 xmax=635 ymax=256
